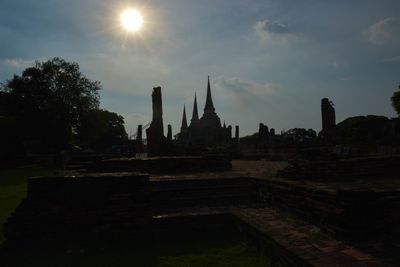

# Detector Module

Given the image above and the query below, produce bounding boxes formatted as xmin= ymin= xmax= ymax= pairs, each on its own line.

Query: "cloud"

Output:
xmin=215 ymin=76 xmax=281 ymax=98
xmin=254 ymin=20 xmax=295 ymax=42
xmin=332 ymin=60 xmax=340 ymax=69
xmin=340 ymin=76 xmax=352 ymax=81
xmin=0 ymin=58 xmax=37 ymax=69
xmin=383 ymin=56 xmax=400 ymax=63
xmin=367 ymin=17 xmax=400 ymax=45
xmin=256 ymin=20 xmax=289 ymax=35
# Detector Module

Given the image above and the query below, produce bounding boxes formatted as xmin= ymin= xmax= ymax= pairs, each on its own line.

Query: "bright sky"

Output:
xmin=0 ymin=0 xmax=399 ymax=136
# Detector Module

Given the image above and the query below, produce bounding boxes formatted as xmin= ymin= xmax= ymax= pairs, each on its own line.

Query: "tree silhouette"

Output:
xmin=1 ymin=57 xmax=101 ymax=153
xmin=391 ymin=83 xmax=400 ymax=116
xmin=283 ymin=128 xmax=317 ymax=145
xmin=77 ymin=109 xmax=128 ymax=152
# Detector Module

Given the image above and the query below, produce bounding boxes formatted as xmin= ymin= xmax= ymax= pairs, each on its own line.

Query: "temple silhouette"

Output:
xmin=143 ymin=76 xmax=239 ymax=156
xmin=177 ymin=76 xmax=238 ymax=150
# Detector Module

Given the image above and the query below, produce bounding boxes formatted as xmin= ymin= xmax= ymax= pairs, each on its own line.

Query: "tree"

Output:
xmin=1 ymin=57 xmax=101 ymax=153
xmin=76 ymin=109 xmax=128 ymax=152
xmin=391 ymin=83 xmax=400 ymax=116
xmin=283 ymin=128 xmax=317 ymax=145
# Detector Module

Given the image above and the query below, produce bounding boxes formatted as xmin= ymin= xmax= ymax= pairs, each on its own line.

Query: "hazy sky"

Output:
xmin=1 ymin=0 xmax=399 ymax=136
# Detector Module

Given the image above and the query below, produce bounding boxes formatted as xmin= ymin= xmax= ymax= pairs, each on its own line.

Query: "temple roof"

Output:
xmin=204 ymin=76 xmax=215 ymax=112
xmin=191 ymin=92 xmax=199 ymax=123
xmin=180 ymin=105 xmax=188 ymax=131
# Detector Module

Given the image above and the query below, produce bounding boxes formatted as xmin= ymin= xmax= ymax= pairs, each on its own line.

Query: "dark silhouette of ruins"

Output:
xmin=146 ymin=87 xmax=166 ymax=156
xmin=3 ymin=76 xmax=400 ymax=267
xmin=320 ymin=98 xmax=336 ymax=140
xmin=256 ymin=123 xmax=276 ymax=151
xmin=143 ymin=77 xmax=239 ymax=156
xmin=134 ymin=124 xmax=145 ymax=155
xmin=317 ymin=97 xmax=400 ymax=153
xmin=178 ymin=76 xmax=239 ymax=150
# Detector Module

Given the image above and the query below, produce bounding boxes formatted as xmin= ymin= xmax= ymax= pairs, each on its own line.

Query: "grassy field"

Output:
xmin=1 ymin=232 xmax=272 ymax=267
xmin=0 ymin=165 xmax=59 ymax=244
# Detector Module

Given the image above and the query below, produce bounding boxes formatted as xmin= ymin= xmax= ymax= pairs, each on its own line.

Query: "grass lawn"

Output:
xmin=1 ymin=231 xmax=273 ymax=267
xmin=0 ymin=165 xmax=59 ymax=244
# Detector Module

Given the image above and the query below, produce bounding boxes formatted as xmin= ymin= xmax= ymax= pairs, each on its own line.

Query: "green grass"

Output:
xmin=159 ymin=241 xmax=270 ymax=267
xmin=0 ymin=165 xmax=59 ymax=244
xmin=1 ymin=233 xmax=272 ymax=267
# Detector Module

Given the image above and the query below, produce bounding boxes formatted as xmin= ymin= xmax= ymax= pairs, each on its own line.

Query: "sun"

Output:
xmin=120 ymin=9 xmax=143 ymax=32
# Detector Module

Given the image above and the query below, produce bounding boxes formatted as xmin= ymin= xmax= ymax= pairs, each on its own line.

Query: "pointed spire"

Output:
xmin=181 ymin=105 xmax=188 ymax=131
xmin=191 ymin=92 xmax=199 ymax=123
xmin=223 ymin=121 xmax=226 ymax=128
xmin=204 ymin=76 xmax=215 ymax=112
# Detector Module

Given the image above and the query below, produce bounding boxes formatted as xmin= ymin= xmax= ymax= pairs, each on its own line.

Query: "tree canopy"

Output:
xmin=283 ymin=128 xmax=317 ymax=144
xmin=76 ymin=109 xmax=128 ymax=152
xmin=3 ymin=57 xmax=101 ymax=126
xmin=1 ymin=57 xmax=126 ymax=155
xmin=391 ymin=83 xmax=400 ymax=117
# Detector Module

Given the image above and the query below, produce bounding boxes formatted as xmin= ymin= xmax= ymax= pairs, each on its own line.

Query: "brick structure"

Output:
xmin=177 ymin=77 xmax=238 ymax=149
xmin=146 ymin=87 xmax=166 ymax=156
xmin=321 ymin=98 xmax=336 ymax=140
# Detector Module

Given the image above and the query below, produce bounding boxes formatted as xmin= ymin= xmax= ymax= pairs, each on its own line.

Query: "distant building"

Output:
xmin=178 ymin=76 xmax=238 ymax=150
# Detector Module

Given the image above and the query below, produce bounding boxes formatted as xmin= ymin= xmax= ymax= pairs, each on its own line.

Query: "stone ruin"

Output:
xmin=135 ymin=124 xmax=144 ymax=155
xmin=177 ymin=77 xmax=240 ymax=151
xmin=4 ymin=81 xmax=400 ymax=266
xmin=257 ymin=123 xmax=276 ymax=152
xmin=5 ymin=169 xmax=400 ymax=257
xmin=320 ymin=98 xmax=336 ymax=141
xmin=142 ymin=80 xmax=241 ymax=156
xmin=3 ymin=173 xmax=255 ymax=246
xmin=146 ymin=87 xmax=167 ymax=156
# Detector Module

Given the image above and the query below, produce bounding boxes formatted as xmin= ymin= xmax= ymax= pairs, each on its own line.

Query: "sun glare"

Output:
xmin=120 ymin=9 xmax=143 ymax=32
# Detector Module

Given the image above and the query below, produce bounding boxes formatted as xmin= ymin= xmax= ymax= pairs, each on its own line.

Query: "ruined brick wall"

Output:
xmin=255 ymin=178 xmax=400 ymax=240
xmin=3 ymin=173 xmax=150 ymax=246
xmin=146 ymin=87 xmax=165 ymax=156
xmin=321 ymin=98 xmax=336 ymax=138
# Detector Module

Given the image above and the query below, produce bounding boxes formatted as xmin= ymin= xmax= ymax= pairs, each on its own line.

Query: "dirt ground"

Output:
xmin=151 ymin=160 xmax=288 ymax=181
xmin=231 ymin=160 xmax=288 ymax=178
xmin=152 ymin=159 xmax=400 ymax=192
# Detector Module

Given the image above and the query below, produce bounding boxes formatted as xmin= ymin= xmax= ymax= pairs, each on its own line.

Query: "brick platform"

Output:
xmin=232 ymin=207 xmax=387 ymax=267
xmin=3 ymin=159 xmax=399 ymax=265
xmin=153 ymin=207 xmax=388 ymax=266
